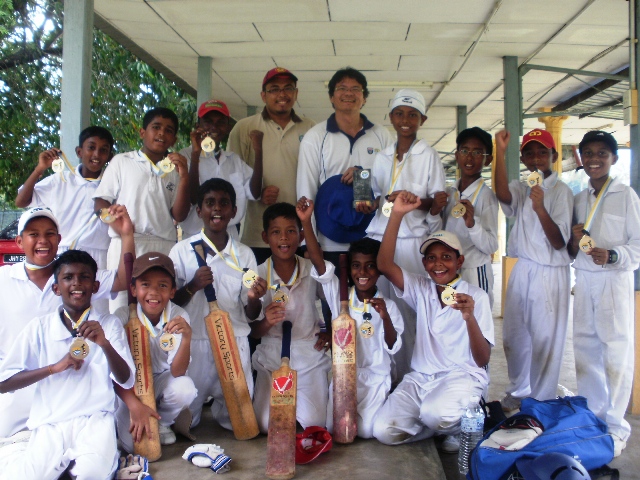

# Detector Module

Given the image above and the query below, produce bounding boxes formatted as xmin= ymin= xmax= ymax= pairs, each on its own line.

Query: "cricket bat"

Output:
xmin=192 ymin=242 xmax=259 ymax=440
xmin=332 ymin=254 xmax=358 ymax=444
xmin=266 ymin=320 xmax=296 ymax=480
xmin=124 ymin=252 xmax=161 ymax=461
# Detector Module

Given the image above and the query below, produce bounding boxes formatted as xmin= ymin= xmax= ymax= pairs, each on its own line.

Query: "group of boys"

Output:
xmin=0 ymin=64 xmax=635 ymax=479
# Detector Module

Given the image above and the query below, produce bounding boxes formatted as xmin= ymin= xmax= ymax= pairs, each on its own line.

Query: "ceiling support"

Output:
xmin=197 ymin=56 xmax=213 ymax=107
xmin=503 ymin=56 xmax=521 ymax=240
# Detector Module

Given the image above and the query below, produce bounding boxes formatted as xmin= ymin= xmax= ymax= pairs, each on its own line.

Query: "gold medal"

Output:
xmin=273 ymin=289 xmax=289 ymax=305
xmin=360 ymin=312 xmax=374 ymax=338
xmin=52 ymin=158 xmax=65 ymax=173
xmin=579 ymin=234 xmax=595 ymax=253
xmin=159 ymin=332 xmax=176 ymax=352
xmin=242 ymin=269 xmax=258 ymax=289
xmin=69 ymin=337 xmax=90 ymax=359
xmin=441 ymin=286 xmax=457 ymax=306
xmin=451 ymin=203 xmax=466 ymax=219
xmin=99 ymin=208 xmax=116 ymax=224
xmin=381 ymin=201 xmax=394 ymax=218
xmin=526 ymin=171 xmax=542 ymax=187
xmin=201 ymin=136 xmax=216 ymax=153
xmin=158 ymin=157 xmax=175 ymax=173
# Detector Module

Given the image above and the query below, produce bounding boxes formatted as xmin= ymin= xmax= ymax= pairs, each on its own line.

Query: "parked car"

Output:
xmin=0 ymin=219 xmax=25 ymax=266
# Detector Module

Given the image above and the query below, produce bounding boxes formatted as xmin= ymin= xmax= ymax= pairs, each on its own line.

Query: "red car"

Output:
xmin=0 ymin=219 xmax=25 ymax=266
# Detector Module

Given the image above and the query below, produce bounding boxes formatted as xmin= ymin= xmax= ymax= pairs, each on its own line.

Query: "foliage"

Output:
xmin=0 ymin=0 xmax=195 ymax=206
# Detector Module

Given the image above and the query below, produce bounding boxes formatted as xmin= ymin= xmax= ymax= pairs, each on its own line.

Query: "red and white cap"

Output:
xmin=520 ymin=129 xmax=556 ymax=151
xmin=197 ymin=99 xmax=231 ymax=119
xmin=295 ymin=426 xmax=332 ymax=464
xmin=262 ymin=67 xmax=298 ymax=87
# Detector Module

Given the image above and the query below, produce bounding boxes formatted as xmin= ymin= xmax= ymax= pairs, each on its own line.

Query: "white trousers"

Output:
xmin=327 ymin=369 xmax=391 ymax=439
xmin=574 ymin=268 xmax=634 ymax=442
xmin=0 ymin=384 xmax=34 ymax=437
xmin=116 ymin=372 xmax=197 ymax=453
xmin=461 ymin=261 xmax=494 ymax=310
xmin=373 ymin=370 xmax=484 ymax=445
xmin=503 ymin=259 xmax=570 ymax=400
xmin=253 ymin=339 xmax=331 ymax=434
xmin=188 ymin=336 xmax=253 ymax=430
xmin=0 ymin=412 xmax=118 ymax=480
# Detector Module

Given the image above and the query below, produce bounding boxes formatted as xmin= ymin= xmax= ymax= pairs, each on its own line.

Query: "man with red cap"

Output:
xmin=180 ymin=99 xmax=263 ymax=239
xmin=227 ymin=68 xmax=315 ymax=264
xmin=494 ymin=129 xmax=574 ymax=410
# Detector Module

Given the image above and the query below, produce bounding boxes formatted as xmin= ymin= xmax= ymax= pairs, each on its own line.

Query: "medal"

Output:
xmin=526 ymin=171 xmax=542 ymax=187
xmin=273 ymin=289 xmax=289 ymax=305
xmin=579 ymin=234 xmax=595 ymax=253
xmin=52 ymin=158 xmax=65 ymax=173
xmin=381 ymin=201 xmax=394 ymax=218
xmin=158 ymin=157 xmax=175 ymax=173
xmin=360 ymin=312 xmax=374 ymax=339
xmin=451 ymin=203 xmax=466 ymax=218
xmin=242 ymin=269 xmax=258 ymax=289
xmin=69 ymin=337 xmax=90 ymax=359
xmin=201 ymin=136 xmax=216 ymax=153
xmin=159 ymin=332 xmax=176 ymax=352
xmin=441 ymin=286 xmax=457 ymax=306
xmin=99 ymin=208 xmax=116 ymax=224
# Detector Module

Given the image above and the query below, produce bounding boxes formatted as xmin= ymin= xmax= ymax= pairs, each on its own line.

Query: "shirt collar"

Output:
xmin=587 ymin=176 xmax=624 ymax=195
xmin=541 ymin=171 xmax=558 ymax=189
xmin=50 ymin=305 xmax=100 ymax=341
xmin=455 ymin=176 xmax=483 ymax=195
xmin=326 ymin=113 xmax=374 ymax=134
xmin=261 ymin=107 xmax=302 ymax=123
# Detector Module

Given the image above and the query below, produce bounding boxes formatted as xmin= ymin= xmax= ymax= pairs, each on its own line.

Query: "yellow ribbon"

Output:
xmin=266 ymin=257 xmax=299 ymax=290
xmin=136 ymin=304 xmax=168 ymax=339
xmin=583 ymin=176 xmax=614 ymax=234
xmin=200 ymin=229 xmax=243 ymax=273
xmin=63 ymin=307 xmax=92 ymax=331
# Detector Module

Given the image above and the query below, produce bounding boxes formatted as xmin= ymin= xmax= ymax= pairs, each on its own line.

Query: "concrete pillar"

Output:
xmin=503 ymin=56 xmax=522 ymax=239
xmin=538 ymin=107 xmax=569 ymax=174
xmin=247 ymin=106 xmax=258 ymax=116
xmin=60 ymin=0 xmax=94 ymax=164
xmin=197 ymin=57 xmax=213 ymax=107
xmin=455 ymin=106 xmax=467 ymax=180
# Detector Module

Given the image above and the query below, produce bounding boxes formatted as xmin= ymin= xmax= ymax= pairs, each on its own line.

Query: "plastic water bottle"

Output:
xmin=458 ymin=395 xmax=484 ymax=475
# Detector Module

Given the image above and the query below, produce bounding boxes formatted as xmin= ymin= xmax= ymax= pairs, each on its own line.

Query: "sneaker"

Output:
xmin=159 ymin=424 xmax=176 ymax=445
xmin=613 ymin=437 xmax=627 ymax=457
xmin=441 ymin=434 xmax=460 ymax=453
xmin=500 ymin=393 xmax=522 ymax=412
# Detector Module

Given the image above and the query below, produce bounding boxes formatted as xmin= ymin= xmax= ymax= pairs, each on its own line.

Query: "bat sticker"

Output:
xmin=334 ymin=328 xmax=353 ymax=350
xmin=273 ymin=372 xmax=294 ymax=395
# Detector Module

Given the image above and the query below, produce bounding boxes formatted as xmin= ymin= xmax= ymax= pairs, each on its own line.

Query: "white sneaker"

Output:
xmin=441 ymin=434 xmax=460 ymax=453
xmin=159 ymin=425 xmax=176 ymax=445
xmin=500 ymin=393 xmax=522 ymax=412
xmin=613 ymin=437 xmax=627 ymax=457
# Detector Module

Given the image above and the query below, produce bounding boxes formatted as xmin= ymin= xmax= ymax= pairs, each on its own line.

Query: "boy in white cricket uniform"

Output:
xmin=373 ymin=192 xmax=493 ymax=447
xmin=568 ymin=131 xmax=640 ymax=457
xmin=180 ymin=99 xmax=261 ymax=239
xmin=430 ymin=127 xmax=498 ymax=308
xmin=0 ymin=206 xmax=134 ymax=438
xmin=0 ymin=250 xmax=135 ymax=480
xmin=114 ymin=252 xmax=197 ymax=449
xmin=169 ymin=179 xmax=260 ymax=429
xmin=364 ymin=89 xmax=444 ymax=380
xmin=494 ymin=129 xmax=574 ymax=408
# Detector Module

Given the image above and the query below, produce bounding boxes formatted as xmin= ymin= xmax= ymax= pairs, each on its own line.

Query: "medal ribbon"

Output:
xmin=386 ymin=139 xmax=418 ymax=196
xmin=56 ymin=151 xmax=76 ymax=183
xmin=583 ymin=176 xmax=614 ymax=234
xmin=455 ymin=179 xmax=485 ymax=208
xmin=200 ymin=229 xmax=243 ymax=273
xmin=24 ymin=258 xmax=56 ymax=271
xmin=68 ymin=214 xmax=99 ymax=250
xmin=436 ymin=274 xmax=462 ymax=289
xmin=266 ymin=257 xmax=299 ymax=291
xmin=349 ymin=286 xmax=380 ymax=314
xmin=138 ymin=150 xmax=168 ymax=178
xmin=136 ymin=303 xmax=168 ymax=338
xmin=63 ymin=306 xmax=91 ymax=334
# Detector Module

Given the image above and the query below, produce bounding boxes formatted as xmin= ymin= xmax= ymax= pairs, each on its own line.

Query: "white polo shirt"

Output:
xmin=297 ymin=114 xmax=393 ymax=252
xmin=178 ymin=146 xmax=256 ymax=238
xmin=573 ymin=177 xmax=640 ymax=272
xmin=366 ymin=139 xmax=445 ymax=239
xmin=93 ymin=150 xmax=181 ymax=242
xmin=23 ymin=165 xmax=110 ymax=252
xmin=0 ymin=307 xmax=134 ymax=429
xmin=441 ymin=178 xmax=499 ymax=269
xmin=394 ymin=271 xmax=493 ymax=384
xmin=501 ymin=172 xmax=573 ymax=266
xmin=169 ymin=232 xmax=257 ymax=339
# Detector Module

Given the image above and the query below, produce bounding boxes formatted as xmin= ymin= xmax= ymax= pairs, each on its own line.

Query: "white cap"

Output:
xmin=419 ymin=230 xmax=463 ymax=256
xmin=18 ymin=207 xmax=60 ymax=234
xmin=390 ymin=89 xmax=426 ymax=116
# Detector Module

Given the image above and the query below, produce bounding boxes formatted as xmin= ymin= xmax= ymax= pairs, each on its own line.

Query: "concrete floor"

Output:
xmin=146 ymin=261 xmax=638 ymax=479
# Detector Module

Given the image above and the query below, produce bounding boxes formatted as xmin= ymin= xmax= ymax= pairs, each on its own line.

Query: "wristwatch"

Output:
xmin=607 ymin=250 xmax=619 ymax=264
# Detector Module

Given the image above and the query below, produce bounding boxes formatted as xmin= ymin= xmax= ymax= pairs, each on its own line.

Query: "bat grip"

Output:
xmin=339 ymin=253 xmax=348 ymax=302
xmin=281 ymin=321 xmax=292 ymax=359
xmin=191 ymin=241 xmax=217 ymax=302
xmin=124 ymin=252 xmax=134 ymax=305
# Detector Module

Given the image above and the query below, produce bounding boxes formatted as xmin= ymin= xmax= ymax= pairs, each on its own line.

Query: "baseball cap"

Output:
xmin=295 ymin=426 xmax=333 ymax=464
xmin=18 ymin=207 xmax=60 ymax=234
xmin=520 ymin=129 xmax=556 ymax=151
xmin=197 ymin=99 xmax=231 ymax=119
xmin=132 ymin=252 xmax=176 ymax=279
xmin=579 ymin=130 xmax=618 ymax=155
xmin=419 ymin=230 xmax=463 ymax=256
xmin=390 ymin=89 xmax=426 ymax=116
xmin=262 ymin=67 xmax=298 ymax=88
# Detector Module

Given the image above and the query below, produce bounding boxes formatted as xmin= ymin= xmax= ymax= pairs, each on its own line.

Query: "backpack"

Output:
xmin=467 ymin=396 xmax=614 ymax=480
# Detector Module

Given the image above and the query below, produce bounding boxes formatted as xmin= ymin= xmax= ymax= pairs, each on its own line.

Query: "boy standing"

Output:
xmin=373 ymin=193 xmax=493 ymax=448
xmin=568 ymin=131 xmax=640 ymax=457
xmin=0 ymin=250 xmax=135 ymax=479
xmin=494 ymin=129 xmax=574 ymax=408
xmin=169 ymin=179 xmax=260 ymax=430
xmin=249 ymin=202 xmax=332 ymax=433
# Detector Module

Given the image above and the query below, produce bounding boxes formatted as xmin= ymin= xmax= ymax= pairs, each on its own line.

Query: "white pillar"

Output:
xmin=197 ymin=57 xmax=212 ymax=106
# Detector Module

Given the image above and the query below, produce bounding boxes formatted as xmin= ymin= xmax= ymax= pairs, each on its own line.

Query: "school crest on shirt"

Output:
xmin=367 ymin=147 xmax=374 ymax=154
xmin=166 ymin=182 xmax=175 ymax=192
xmin=299 ymin=135 xmax=305 ymax=142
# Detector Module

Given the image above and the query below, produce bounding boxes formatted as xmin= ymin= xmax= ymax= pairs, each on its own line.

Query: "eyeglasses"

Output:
xmin=335 ymin=86 xmax=364 ymax=94
xmin=522 ymin=149 xmax=552 ymax=161
xmin=265 ymin=86 xmax=297 ymax=95
xmin=458 ymin=148 xmax=488 ymax=159
xmin=581 ymin=150 xmax=613 ymax=159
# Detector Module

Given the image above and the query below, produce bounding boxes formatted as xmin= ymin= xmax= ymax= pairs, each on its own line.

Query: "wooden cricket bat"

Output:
xmin=193 ymin=242 xmax=259 ymax=440
xmin=266 ymin=320 xmax=296 ymax=480
xmin=331 ymin=254 xmax=358 ymax=444
xmin=124 ymin=252 xmax=161 ymax=461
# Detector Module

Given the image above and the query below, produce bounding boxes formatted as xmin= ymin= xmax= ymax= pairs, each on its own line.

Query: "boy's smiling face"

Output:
xmin=199 ymin=111 xmax=230 ymax=146
xmin=131 ymin=269 xmax=175 ymax=322
xmin=350 ymin=252 xmax=380 ymax=296
xmin=581 ymin=140 xmax=617 ymax=181
xmin=422 ymin=242 xmax=464 ymax=285
xmin=197 ymin=190 xmax=237 ymax=235
xmin=16 ymin=217 xmax=61 ymax=266
xmin=76 ymin=136 xmax=112 ymax=177
xmin=140 ymin=115 xmax=177 ymax=160
xmin=389 ymin=106 xmax=426 ymax=139
xmin=520 ymin=141 xmax=557 ymax=176
xmin=52 ymin=263 xmax=98 ymax=312
xmin=456 ymin=137 xmax=492 ymax=178
xmin=262 ymin=216 xmax=302 ymax=261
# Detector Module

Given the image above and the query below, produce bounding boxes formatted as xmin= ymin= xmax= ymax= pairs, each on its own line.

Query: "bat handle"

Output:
xmin=339 ymin=254 xmax=348 ymax=302
xmin=281 ymin=321 xmax=292 ymax=359
xmin=124 ymin=252 xmax=134 ymax=305
xmin=191 ymin=241 xmax=217 ymax=302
